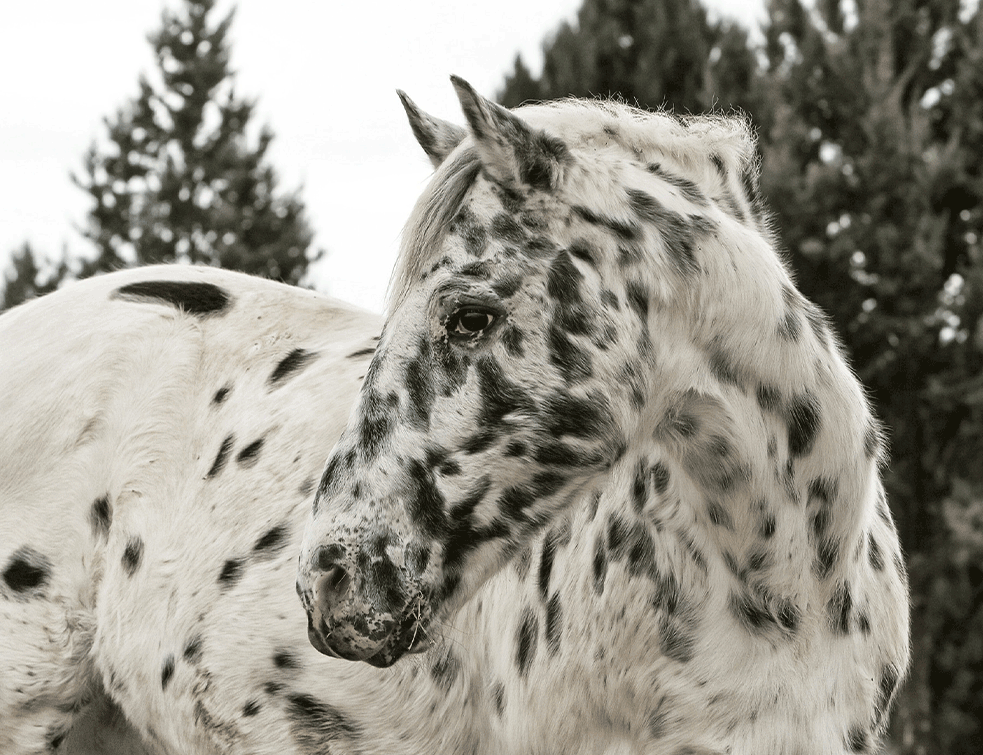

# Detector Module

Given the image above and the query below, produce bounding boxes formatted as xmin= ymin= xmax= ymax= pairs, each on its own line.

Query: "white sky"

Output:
xmin=0 ymin=0 xmax=764 ymax=313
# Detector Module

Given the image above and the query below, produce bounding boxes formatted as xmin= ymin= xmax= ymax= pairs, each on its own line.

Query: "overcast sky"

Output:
xmin=1 ymin=0 xmax=764 ymax=312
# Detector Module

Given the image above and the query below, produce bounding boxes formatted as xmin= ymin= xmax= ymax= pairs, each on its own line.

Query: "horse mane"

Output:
xmin=388 ymin=97 xmax=759 ymax=312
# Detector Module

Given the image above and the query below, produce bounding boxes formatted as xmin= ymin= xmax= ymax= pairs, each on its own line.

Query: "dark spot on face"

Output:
xmin=515 ymin=607 xmax=538 ymax=677
xmin=501 ymin=323 xmax=525 ymax=357
xmin=406 ymin=458 xmax=448 ymax=539
xmin=218 ymin=558 xmax=243 ymax=589
xmin=572 ymin=205 xmax=640 ymax=241
xmin=475 ymin=356 xmax=535 ymax=428
xmin=3 ymin=547 xmax=52 ymax=594
xmin=236 ymin=437 xmax=264 ymax=467
xmin=548 ymin=323 xmax=593 ymax=383
xmin=112 ymin=280 xmax=231 ymax=316
xmin=161 ymin=655 xmax=175 ymax=690
xmin=491 ymin=272 xmax=522 ymax=299
xmin=346 ymin=347 xmax=376 ymax=359
xmin=358 ymin=390 xmax=399 ymax=460
xmin=405 ymin=341 xmax=435 ymax=430
xmin=243 ymin=700 xmax=261 ymax=717
xmin=90 ymin=495 xmax=112 ymax=538
xmin=212 ymin=385 xmax=230 ymax=404
xmin=122 ymin=537 xmax=143 ymax=577
xmin=546 ymin=250 xmax=584 ymax=304
xmin=269 ymin=348 xmax=317 ymax=388
xmin=490 ymin=212 xmax=526 ymax=245
xmin=207 ymin=434 xmax=235 ymax=478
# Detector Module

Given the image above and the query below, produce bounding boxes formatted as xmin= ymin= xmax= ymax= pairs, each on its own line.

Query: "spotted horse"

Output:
xmin=0 ymin=78 xmax=908 ymax=755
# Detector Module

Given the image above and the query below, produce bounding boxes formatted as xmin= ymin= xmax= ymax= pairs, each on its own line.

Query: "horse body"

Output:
xmin=1 ymin=78 xmax=909 ymax=755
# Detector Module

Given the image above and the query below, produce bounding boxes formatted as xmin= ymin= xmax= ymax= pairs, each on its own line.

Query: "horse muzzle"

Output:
xmin=297 ymin=541 xmax=430 ymax=668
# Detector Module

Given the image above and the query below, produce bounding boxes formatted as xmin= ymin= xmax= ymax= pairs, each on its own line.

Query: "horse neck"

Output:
xmin=625 ymin=247 xmax=880 ymax=599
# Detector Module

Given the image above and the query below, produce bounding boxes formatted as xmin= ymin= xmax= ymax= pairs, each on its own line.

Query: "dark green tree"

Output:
xmin=74 ymin=0 xmax=318 ymax=284
xmin=498 ymin=0 xmax=759 ymax=116
xmin=758 ymin=1 xmax=983 ymax=752
xmin=1 ymin=243 xmax=72 ymax=311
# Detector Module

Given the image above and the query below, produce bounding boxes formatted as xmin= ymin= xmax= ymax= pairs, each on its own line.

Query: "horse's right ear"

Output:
xmin=397 ymin=90 xmax=467 ymax=169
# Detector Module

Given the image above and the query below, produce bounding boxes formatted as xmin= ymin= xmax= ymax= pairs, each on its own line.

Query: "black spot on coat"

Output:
xmin=285 ymin=693 xmax=361 ymax=749
xmin=113 ymin=280 xmax=231 ymax=316
xmin=545 ymin=593 xmax=562 ymax=656
xmin=515 ymin=608 xmax=538 ymax=677
xmin=161 ymin=655 xmax=175 ymax=690
xmin=269 ymin=348 xmax=317 ymax=387
xmin=122 ymin=537 xmax=143 ymax=577
xmin=3 ymin=546 xmax=52 ymax=593
xmin=218 ymin=558 xmax=243 ymax=588
xmin=254 ymin=524 xmax=289 ymax=554
xmin=786 ymin=393 xmax=821 ymax=457
xmin=236 ymin=437 xmax=264 ymax=467
xmin=207 ymin=434 xmax=235 ymax=478
xmin=183 ymin=635 xmax=203 ymax=664
xmin=90 ymin=495 xmax=112 ymax=537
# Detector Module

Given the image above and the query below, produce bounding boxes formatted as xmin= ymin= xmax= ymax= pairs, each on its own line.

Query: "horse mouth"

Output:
xmin=305 ymin=599 xmax=431 ymax=668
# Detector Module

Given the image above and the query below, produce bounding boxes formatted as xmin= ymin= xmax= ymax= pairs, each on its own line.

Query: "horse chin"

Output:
xmin=307 ymin=606 xmax=432 ymax=668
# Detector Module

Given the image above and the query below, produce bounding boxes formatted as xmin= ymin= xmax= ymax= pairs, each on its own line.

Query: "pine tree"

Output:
xmin=758 ymin=1 xmax=983 ymax=752
xmin=498 ymin=0 xmax=758 ymax=116
xmin=1 ymin=243 xmax=72 ymax=312
xmin=74 ymin=0 xmax=318 ymax=285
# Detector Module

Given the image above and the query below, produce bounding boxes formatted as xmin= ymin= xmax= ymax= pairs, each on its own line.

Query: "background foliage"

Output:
xmin=3 ymin=0 xmax=981 ymax=752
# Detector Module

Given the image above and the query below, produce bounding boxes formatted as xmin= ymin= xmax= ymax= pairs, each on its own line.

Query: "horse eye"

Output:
xmin=448 ymin=309 xmax=495 ymax=337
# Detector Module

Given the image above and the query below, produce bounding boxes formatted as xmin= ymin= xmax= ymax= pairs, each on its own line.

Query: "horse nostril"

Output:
xmin=314 ymin=563 xmax=353 ymax=610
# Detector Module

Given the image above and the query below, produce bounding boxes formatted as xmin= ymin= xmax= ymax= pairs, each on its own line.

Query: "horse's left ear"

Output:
xmin=450 ymin=75 xmax=568 ymax=191
xmin=397 ymin=90 xmax=468 ymax=169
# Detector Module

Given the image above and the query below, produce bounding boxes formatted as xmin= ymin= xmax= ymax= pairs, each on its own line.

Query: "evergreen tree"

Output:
xmin=757 ymin=1 xmax=983 ymax=752
xmin=1 ymin=243 xmax=72 ymax=312
xmin=498 ymin=0 xmax=758 ymax=116
xmin=73 ymin=0 xmax=318 ymax=284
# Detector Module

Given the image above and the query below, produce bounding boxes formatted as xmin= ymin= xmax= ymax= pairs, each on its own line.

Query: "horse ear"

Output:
xmin=397 ymin=90 xmax=467 ymax=169
xmin=449 ymin=75 xmax=568 ymax=191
